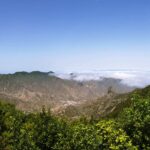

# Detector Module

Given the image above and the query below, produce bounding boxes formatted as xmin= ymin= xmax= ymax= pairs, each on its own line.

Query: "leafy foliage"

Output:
xmin=118 ymin=89 xmax=150 ymax=149
xmin=0 ymin=86 xmax=150 ymax=149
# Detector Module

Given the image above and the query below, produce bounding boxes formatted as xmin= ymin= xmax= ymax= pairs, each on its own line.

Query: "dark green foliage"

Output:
xmin=0 ymin=86 xmax=150 ymax=149
xmin=118 ymin=88 xmax=150 ymax=149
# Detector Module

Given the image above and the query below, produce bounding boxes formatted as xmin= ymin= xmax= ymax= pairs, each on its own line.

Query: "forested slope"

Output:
xmin=0 ymin=86 xmax=150 ymax=150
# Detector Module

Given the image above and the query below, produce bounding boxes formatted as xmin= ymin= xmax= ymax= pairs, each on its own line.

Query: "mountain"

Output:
xmin=1 ymin=84 xmax=150 ymax=149
xmin=0 ymin=71 xmax=135 ymax=115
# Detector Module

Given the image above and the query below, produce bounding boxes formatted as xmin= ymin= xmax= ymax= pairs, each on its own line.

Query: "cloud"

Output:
xmin=53 ymin=70 xmax=150 ymax=88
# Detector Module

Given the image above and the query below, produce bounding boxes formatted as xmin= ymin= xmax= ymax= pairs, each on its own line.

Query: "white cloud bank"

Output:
xmin=53 ymin=70 xmax=150 ymax=88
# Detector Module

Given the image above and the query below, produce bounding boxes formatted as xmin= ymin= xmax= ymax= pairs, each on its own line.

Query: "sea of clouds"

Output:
xmin=53 ymin=70 xmax=150 ymax=88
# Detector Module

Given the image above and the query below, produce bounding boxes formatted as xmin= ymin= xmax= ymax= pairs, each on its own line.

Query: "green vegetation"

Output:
xmin=0 ymin=86 xmax=150 ymax=150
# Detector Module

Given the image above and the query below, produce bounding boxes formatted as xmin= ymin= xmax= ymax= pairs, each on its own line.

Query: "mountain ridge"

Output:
xmin=0 ymin=71 xmax=135 ymax=116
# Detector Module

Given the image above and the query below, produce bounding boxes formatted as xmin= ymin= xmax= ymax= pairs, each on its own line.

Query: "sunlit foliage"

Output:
xmin=0 ymin=86 xmax=150 ymax=149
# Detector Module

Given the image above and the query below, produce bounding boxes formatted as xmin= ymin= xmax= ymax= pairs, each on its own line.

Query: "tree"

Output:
xmin=118 ymin=94 xmax=150 ymax=149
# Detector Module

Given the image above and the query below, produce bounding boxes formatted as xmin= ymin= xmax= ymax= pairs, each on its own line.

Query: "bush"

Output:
xmin=118 ymin=94 xmax=150 ymax=149
xmin=1 ymin=88 xmax=150 ymax=150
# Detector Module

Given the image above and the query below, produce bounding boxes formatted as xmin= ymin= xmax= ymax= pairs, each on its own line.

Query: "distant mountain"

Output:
xmin=0 ymin=71 xmax=135 ymax=115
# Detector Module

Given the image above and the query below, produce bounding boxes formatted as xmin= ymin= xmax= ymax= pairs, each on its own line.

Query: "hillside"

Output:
xmin=0 ymin=71 xmax=135 ymax=115
xmin=1 ymin=85 xmax=150 ymax=149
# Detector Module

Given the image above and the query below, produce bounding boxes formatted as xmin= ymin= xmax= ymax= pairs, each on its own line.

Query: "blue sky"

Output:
xmin=0 ymin=0 xmax=150 ymax=73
